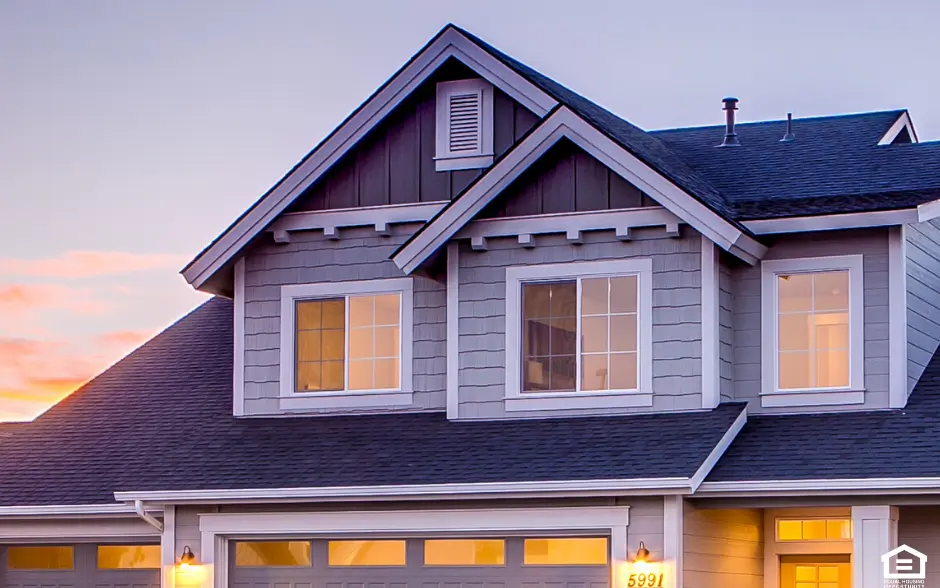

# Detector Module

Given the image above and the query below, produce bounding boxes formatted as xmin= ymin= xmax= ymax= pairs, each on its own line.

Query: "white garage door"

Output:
xmin=230 ymin=537 xmax=610 ymax=588
xmin=0 ymin=544 xmax=160 ymax=588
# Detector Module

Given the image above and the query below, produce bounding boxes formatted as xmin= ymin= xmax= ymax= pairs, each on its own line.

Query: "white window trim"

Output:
xmin=760 ymin=255 xmax=864 ymax=405
xmin=504 ymin=259 xmax=653 ymax=412
xmin=435 ymin=79 xmax=494 ymax=171
xmin=279 ymin=278 xmax=414 ymax=410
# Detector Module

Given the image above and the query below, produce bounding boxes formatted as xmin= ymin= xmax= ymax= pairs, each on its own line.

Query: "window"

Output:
xmin=424 ymin=539 xmax=505 ymax=566
xmin=6 ymin=546 xmax=73 ymax=570
xmin=328 ymin=540 xmax=406 ymax=566
xmin=505 ymin=259 xmax=652 ymax=411
xmin=234 ymin=541 xmax=311 ymax=567
xmin=761 ymin=256 xmax=864 ymax=404
xmin=97 ymin=545 xmax=161 ymax=569
xmin=280 ymin=278 xmax=414 ymax=407
xmin=435 ymin=79 xmax=494 ymax=171
xmin=777 ymin=519 xmax=852 ymax=541
xmin=523 ymin=538 xmax=608 ymax=566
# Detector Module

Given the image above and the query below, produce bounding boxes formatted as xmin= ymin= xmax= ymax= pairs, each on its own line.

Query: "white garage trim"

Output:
xmin=197 ymin=506 xmax=630 ymax=588
xmin=0 ymin=516 xmax=161 ymax=541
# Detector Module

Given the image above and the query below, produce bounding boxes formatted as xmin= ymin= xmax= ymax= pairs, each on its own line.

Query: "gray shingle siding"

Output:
xmin=241 ymin=224 xmax=446 ymax=416
xmin=731 ymin=229 xmax=891 ymax=412
xmin=906 ymin=219 xmax=940 ymax=393
xmin=456 ymin=228 xmax=703 ymax=419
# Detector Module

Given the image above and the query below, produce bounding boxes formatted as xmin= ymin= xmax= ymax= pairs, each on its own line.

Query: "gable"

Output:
xmin=479 ymin=139 xmax=656 ymax=218
xmin=289 ymin=59 xmax=540 ymax=213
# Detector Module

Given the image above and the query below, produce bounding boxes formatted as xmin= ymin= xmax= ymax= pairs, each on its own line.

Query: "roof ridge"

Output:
xmin=651 ymin=109 xmax=907 ymax=134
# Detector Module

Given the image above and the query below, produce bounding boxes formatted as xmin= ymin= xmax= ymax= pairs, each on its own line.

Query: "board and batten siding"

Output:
xmin=898 ymin=506 xmax=940 ymax=579
xmin=730 ymin=229 xmax=890 ymax=412
xmin=241 ymin=225 xmax=446 ymax=416
xmin=456 ymin=228 xmax=703 ymax=419
xmin=683 ymin=504 xmax=763 ymax=588
xmin=905 ymin=219 xmax=940 ymax=393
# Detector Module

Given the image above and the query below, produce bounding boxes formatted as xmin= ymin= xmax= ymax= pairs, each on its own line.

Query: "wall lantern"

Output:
xmin=179 ymin=545 xmax=197 ymax=567
xmin=634 ymin=541 xmax=650 ymax=563
xmin=625 ymin=542 xmax=663 ymax=587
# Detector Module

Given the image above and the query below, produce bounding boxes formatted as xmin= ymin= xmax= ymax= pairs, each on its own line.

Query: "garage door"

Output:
xmin=0 ymin=544 xmax=160 ymax=588
xmin=230 ymin=537 xmax=610 ymax=588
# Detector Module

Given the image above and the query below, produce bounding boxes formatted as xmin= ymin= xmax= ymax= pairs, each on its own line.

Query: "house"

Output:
xmin=3 ymin=23 xmax=940 ymax=588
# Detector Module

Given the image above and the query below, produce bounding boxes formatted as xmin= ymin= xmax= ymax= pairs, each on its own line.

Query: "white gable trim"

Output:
xmin=392 ymin=107 xmax=766 ymax=274
xmin=182 ymin=27 xmax=557 ymax=291
xmin=878 ymin=111 xmax=919 ymax=145
xmin=744 ymin=208 xmax=920 ymax=234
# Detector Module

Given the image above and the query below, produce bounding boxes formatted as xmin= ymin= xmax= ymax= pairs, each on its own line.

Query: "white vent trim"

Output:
xmin=435 ymin=79 xmax=494 ymax=171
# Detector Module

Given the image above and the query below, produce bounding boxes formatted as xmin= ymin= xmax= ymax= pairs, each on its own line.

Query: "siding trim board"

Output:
xmin=456 ymin=206 xmax=682 ymax=241
xmin=393 ymin=107 xmax=767 ymax=275
xmin=233 ymin=258 xmax=246 ymax=417
xmin=888 ymin=227 xmax=908 ymax=408
xmin=701 ymin=237 xmax=720 ymax=409
xmin=182 ymin=27 xmax=557 ymax=293
xmin=446 ymin=242 xmax=460 ymax=419
xmin=270 ymin=202 xmax=445 ymax=238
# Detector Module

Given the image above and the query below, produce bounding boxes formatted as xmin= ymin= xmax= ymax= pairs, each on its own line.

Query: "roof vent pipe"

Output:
xmin=717 ymin=97 xmax=740 ymax=147
xmin=780 ymin=112 xmax=796 ymax=142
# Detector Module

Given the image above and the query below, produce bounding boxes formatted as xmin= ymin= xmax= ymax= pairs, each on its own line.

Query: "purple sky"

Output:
xmin=0 ymin=0 xmax=937 ymax=420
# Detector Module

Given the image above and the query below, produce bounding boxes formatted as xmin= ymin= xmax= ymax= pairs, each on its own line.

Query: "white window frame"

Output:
xmin=279 ymin=278 xmax=414 ymax=411
xmin=760 ymin=255 xmax=864 ymax=407
xmin=504 ymin=259 xmax=653 ymax=412
xmin=435 ymin=79 xmax=494 ymax=172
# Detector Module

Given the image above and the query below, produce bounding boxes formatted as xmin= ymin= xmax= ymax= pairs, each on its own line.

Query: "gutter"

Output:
xmin=697 ymin=477 xmax=940 ymax=497
xmin=134 ymin=500 xmax=164 ymax=532
xmin=0 ymin=503 xmax=150 ymax=517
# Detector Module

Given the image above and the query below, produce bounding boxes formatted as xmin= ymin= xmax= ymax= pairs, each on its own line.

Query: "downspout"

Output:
xmin=134 ymin=499 xmax=164 ymax=532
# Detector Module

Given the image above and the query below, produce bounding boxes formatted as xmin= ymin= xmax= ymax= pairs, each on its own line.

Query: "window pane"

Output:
xmin=827 ymin=519 xmax=852 ymax=539
xmin=779 ymin=351 xmax=812 ymax=390
xmin=525 ymin=357 xmax=549 ymax=390
xmin=581 ymin=354 xmax=608 ymax=391
xmin=816 ymin=349 xmax=849 ymax=388
xmin=322 ymin=361 xmax=344 ymax=390
xmin=374 ymin=358 xmax=399 ymax=389
xmin=778 ymin=274 xmax=812 ymax=312
xmin=296 ymin=298 xmax=345 ymax=394
xmin=581 ymin=278 xmax=609 ymax=315
xmin=610 ymin=315 xmax=637 ymax=352
xmin=349 ymin=328 xmax=373 ymax=359
xmin=796 ymin=565 xmax=817 ymax=581
xmin=779 ymin=314 xmax=811 ymax=351
xmin=296 ymin=301 xmax=322 ymax=330
xmin=813 ymin=271 xmax=849 ymax=311
xmin=819 ymin=566 xmax=840 ymax=582
xmin=802 ymin=519 xmax=827 ymax=540
xmin=7 ymin=546 xmax=73 ymax=570
xmin=581 ymin=316 xmax=608 ymax=353
xmin=551 ymin=282 xmax=577 ymax=317
xmin=97 ymin=545 xmax=160 ymax=570
xmin=610 ymin=276 xmax=637 ymax=313
xmin=374 ymin=294 xmax=400 ymax=325
xmin=321 ymin=329 xmax=345 ymax=361
xmin=374 ymin=326 xmax=399 ymax=358
xmin=424 ymin=540 xmax=505 ymax=566
xmin=610 ymin=352 xmax=638 ymax=390
xmin=349 ymin=296 xmax=374 ymax=328
xmin=522 ymin=281 xmax=576 ymax=393
xmin=328 ymin=541 xmax=406 ymax=566
xmin=234 ymin=542 xmax=311 ymax=567
xmin=523 ymin=538 xmax=607 ymax=565
xmin=349 ymin=359 xmax=373 ymax=390
xmin=297 ymin=362 xmax=322 ymax=391
xmin=549 ymin=355 xmax=576 ymax=391
xmin=815 ymin=313 xmax=849 ymax=350
xmin=322 ymin=300 xmax=345 ymax=329
xmin=549 ymin=317 xmax=577 ymax=356
xmin=523 ymin=283 xmax=552 ymax=318
xmin=778 ymin=520 xmax=802 ymax=540
xmin=297 ymin=330 xmax=323 ymax=361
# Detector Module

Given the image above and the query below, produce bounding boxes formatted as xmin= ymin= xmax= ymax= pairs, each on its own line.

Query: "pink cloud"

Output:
xmin=0 ymin=283 xmax=106 ymax=317
xmin=0 ymin=251 xmax=186 ymax=279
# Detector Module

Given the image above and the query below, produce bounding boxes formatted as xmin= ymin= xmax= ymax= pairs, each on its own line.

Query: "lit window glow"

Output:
xmin=523 ymin=537 xmax=608 ymax=565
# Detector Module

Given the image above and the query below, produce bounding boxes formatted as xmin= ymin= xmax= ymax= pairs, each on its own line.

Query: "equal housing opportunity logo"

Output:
xmin=882 ymin=545 xmax=927 ymax=586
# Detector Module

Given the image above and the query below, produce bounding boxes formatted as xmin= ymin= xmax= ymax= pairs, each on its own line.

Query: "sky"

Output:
xmin=1 ymin=0 xmax=938 ymax=421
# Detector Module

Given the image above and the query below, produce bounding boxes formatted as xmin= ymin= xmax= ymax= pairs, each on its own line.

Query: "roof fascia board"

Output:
xmin=744 ymin=208 xmax=920 ymax=234
xmin=393 ymin=108 xmax=765 ymax=274
xmin=917 ymin=198 xmax=940 ymax=222
xmin=697 ymin=477 xmax=940 ymax=498
xmin=878 ymin=111 xmax=919 ymax=145
xmin=115 ymin=477 xmax=694 ymax=505
xmin=688 ymin=406 xmax=747 ymax=491
xmin=0 ymin=503 xmax=156 ymax=518
xmin=183 ymin=28 xmax=557 ymax=290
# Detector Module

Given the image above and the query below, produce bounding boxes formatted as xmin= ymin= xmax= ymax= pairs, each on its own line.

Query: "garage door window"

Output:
xmin=7 ymin=546 xmax=74 ymax=570
xmin=234 ymin=542 xmax=311 ymax=567
xmin=97 ymin=545 xmax=161 ymax=569
xmin=328 ymin=540 xmax=406 ymax=566
xmin=424 ymin=539 xmax=505 ymax=566
xmin=523 ymin=538 xmax=608 ymax=565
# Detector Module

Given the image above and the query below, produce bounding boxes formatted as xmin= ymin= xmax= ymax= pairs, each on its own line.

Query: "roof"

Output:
xmin=0 ymin=298 xmax=745 ymax=507
xmin=707 ymin=348 xmax=940 ymax=482
xmin=652 ymin=112 xmax=940 ymax=219
xmin=0 ymin=422 xmax=28 ymax=438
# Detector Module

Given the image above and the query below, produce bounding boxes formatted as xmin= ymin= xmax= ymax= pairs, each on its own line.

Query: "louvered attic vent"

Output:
xmin=435 ymin=79 xmax=494 ymax=171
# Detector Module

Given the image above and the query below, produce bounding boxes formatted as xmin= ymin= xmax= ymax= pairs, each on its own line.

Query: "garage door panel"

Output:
xmin=1 ymin=545 xmax=158 ymax=588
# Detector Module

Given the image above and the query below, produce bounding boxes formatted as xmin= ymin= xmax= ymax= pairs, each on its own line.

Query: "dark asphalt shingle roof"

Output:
xmin=0 ymin=298 xmax=745 ymax=507
xmin=708 ymin=349 xmax=940 ymax=482
xmin=0 ymin=422 xmax=28 ymax=437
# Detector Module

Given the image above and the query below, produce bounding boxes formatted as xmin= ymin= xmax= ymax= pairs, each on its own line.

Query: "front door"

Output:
xmin=780 ymin=555 xmax=851 ymax=588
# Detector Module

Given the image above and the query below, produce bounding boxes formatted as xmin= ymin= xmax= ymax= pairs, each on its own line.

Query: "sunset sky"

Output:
xmin=1 ymin=0 xmax=937 ymax=421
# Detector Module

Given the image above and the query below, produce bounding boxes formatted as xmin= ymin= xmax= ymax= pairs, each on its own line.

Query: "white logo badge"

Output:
xmin=882 ymin=545 xmax=927 ymax=584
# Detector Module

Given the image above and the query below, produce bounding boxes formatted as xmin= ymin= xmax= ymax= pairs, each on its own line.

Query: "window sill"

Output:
xmin=280 ymin=391 xmax=414 ymax=411
xmin=435 ymin=154 xmax=494 ymax=172
xmin=504 ymin=391 xmax=653 ymax=412
xmin=760 ymin=388 xmax=865 ymax=408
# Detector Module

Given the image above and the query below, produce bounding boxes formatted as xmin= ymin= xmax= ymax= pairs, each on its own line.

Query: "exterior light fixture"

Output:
xmin=180 ymin=545 xmax=196 ymax=566
xmin=634 ymin=541 xmax=650 ymax=563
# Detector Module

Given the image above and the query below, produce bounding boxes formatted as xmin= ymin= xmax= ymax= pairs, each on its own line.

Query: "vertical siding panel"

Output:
xmin=504 ymin=174 xmax=542 ymax=217
xmin=493 ymin=90 xmax=516 ymax=156
xmin=418 ymin=96 xmax=451 ymax=202
xmin=357 ymin=134 xmax=389 ymax=207
xmin=326 ymin=163 xmax=357 ymax=209
xmin=540 ymin=153 xmax=575 ymax=214
xmin=451 ymin=169 xmax=482 ymax=196
xmin=574 ymin=151 xmax=609 ymax=211
xmin=514 ymin=106 xmax=539 ymax=140
xmin=609 ymin=173 xmax=645 ymax=208
xmin=387 ymin=111 xmax=420 ymax=204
